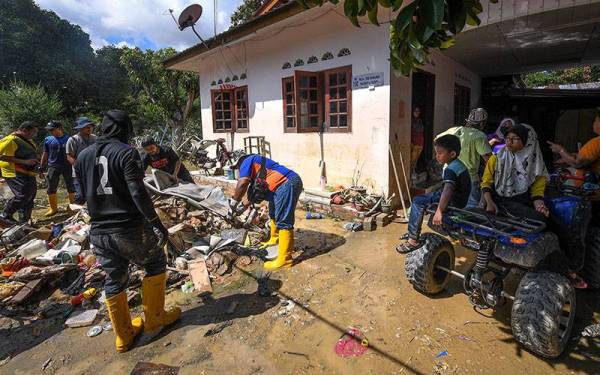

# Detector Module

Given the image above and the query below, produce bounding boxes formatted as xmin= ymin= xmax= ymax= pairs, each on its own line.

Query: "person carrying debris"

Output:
xmin=66 ymin=117 xmax=97 ymax=204
xmin=39 ymin=121 xmax=76 ymax=216
xmin=75 ymin=110 xmax=180 ymax=353
xmin=141 ymin=138 xmax=194 ymax=183
xmin=0 ymin=121 xmax=40 ymax=224
xmin=230 ymin=154 xmax=303 ymax=270
xmin=397 ymin=135 xmax=471 ymax=253
xmin=437 ymin=108 xmax=492 ymax=208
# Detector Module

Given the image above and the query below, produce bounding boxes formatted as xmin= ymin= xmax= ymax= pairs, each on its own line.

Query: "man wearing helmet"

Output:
xmin=75 ymin=110 xmax=180 ymax=353
xmin=437 ymin=108 xmax=492 ymax=208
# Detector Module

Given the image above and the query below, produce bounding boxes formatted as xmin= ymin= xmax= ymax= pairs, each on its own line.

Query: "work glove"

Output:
xmin=228 ymin=198 xmax=245 ymax=220
xmin=150 ymin=217 xmax=169 ymax=248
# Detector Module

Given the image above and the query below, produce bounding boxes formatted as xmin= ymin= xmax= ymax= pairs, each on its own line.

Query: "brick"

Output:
xmin=188 ymin=259 xmax=212 ymax=295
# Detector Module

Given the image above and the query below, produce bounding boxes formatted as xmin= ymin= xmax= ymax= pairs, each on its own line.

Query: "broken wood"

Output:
xmin=188 ymin=259 xmax=212 ymax=294
xmin=362 ymin=216 xmax=376 ymax=231
xmin=9 ymin=278 xmax=43 ymax=304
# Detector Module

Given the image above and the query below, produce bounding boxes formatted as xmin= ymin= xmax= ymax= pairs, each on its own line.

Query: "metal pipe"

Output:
xmin=435 ymin=265 xmax=515 ymax=301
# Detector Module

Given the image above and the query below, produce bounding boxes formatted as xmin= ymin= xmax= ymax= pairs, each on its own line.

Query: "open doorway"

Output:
xmin=411 ymin=70 xmax=436 ymax=186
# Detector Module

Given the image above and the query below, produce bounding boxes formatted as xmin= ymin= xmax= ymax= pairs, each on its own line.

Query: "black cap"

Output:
xmin=45 ymin=120 xmax=62 ymax=131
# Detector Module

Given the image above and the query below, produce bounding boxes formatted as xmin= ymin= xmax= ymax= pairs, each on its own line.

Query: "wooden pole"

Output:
xmin=398 ymin=149 xmax=412 ymax=205
xmin=389 ymin=144 xmax=408 ymax=220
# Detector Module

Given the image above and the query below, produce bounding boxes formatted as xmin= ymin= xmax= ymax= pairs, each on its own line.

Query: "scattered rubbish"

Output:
xmin=283 ymin=351 xmax=309 ymax=359
xmin=70 ymin=288 xmax=97 ymax=306
xmin=41 ymin=357 xmax=52 ymax=370
xmin=17 ymin=239 xmax=47 ymax=260
xmin=188 ymin=259 xmax=212 ymax=294
xmin=9 ymin=279 xmax=43 ymax=305
xmin=457 ymin=335 xmax=476 ymax=342
xmin=265 ymin=245 xmax=278 ymax=261
xmin=130 ymin=361 xmax=180 ymax=375
xmin=343 ymin=222 xmax=363 ymax=232
xmin=0 ymin=356 xmax=11 ymax=367
xmin=164 ymin=341 xmax=171 ymax=347
xmin=65 ymin=309 xmax=98 ymax=328
xmin=334 ymin=327 xmax=369 ymax=358
xmin=435 ymin=350 xmax=449 ymax=359
xmin=87 ymin=325 xmax=103 ymax=337
xmin=204 ymin=320 xmax=233 ymax=337
xmin=181 ymin=281 xmax=194 ymax=294
xmin=277 ymin=299 xmax=295 ymax=316
xmin=102 ymin=321 xmax=113 ymax=331
xmin=582 ymin=324 xmax=600 ymax=338
xmin=305 ymin=212 xmax=324 ymax=219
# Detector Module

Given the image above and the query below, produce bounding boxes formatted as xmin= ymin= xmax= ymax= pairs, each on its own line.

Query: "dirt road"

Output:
xmin=1 ymin=215 xmax=599 ymax=374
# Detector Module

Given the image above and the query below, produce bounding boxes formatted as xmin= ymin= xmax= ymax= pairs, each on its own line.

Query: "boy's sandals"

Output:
xmin=396 ymin=240 xmax=423 ymax=254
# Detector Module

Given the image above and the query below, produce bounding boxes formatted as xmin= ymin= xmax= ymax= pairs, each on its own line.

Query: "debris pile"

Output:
xmin=0 ymin=180 xmax=270 ymax=333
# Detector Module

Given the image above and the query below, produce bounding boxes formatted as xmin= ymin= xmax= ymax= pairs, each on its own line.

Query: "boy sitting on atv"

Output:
xmin=397 ymin=134 xmax=471 ymax=253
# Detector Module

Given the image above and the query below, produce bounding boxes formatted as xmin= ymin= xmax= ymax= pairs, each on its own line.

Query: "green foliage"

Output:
xmin=230 ymin=0 xmax=264 ymax=28
xmin=120 ymin=48 xmax=200 ymax=143
xmin=522 ymin=66 xmax=600 ymax=88
xmin=311 ymin=0 xmax=497 ymax=75
xmin=0 ymin=82 xmax=63 ymax=134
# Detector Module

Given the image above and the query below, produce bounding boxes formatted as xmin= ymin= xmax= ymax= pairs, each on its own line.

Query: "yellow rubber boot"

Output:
xmin=105 ymin=291 xmax=143 ymax=353
xmin=68 ymin=192 xmax=76 ymax=204
xmin=44 ymin=193 xmax=58 ymax=217
xmin=260 ymin=220 xmax=279 ymax=248
xmin=142 ymin=273 xmax=181 ymax=332
xmin=264 ymin=229 xmax=294 ymax=270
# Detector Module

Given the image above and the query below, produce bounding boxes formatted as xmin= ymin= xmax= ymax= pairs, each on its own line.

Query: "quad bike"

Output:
xmin=404 ymin=171 xmax=600 ymax=358
xmin=177 ymin=137 xmax=245 ymax=174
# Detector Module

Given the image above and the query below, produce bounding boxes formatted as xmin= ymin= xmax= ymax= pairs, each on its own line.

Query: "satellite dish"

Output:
xmin=178 ymin=4 xmax=203 ymax=31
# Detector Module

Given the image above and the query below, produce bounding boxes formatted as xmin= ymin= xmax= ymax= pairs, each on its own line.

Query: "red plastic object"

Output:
xmin=334 ymin=328 xmax=368 ymax=358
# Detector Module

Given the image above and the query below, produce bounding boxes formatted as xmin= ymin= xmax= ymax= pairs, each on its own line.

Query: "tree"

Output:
xmin=87 ymin=46 xmax=134 ymax=113
xmin=120 ymin=48 xmax=200 ymax=145
xmin=230 ymin=0 xmax=264 ymax=28
xmin=0 ymin=82 xmax=63 ymax=139
xmin=311 ymin=0 xmax=497 ymax=75
xmin=0 ymin=0 xmax=95 ymax=114
xmin=522 ymin=66 xmax=600 ymax=88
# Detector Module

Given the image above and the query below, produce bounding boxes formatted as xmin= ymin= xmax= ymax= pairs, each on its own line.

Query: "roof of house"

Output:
xmin=164 ymin=0 xmax=307 ymax=70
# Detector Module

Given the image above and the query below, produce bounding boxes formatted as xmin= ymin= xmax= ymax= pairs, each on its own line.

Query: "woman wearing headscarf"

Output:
xmin=488 ymin=117 xmax=516 ymax=154
xmin=481 ymin=124 xmax=588 ymax=288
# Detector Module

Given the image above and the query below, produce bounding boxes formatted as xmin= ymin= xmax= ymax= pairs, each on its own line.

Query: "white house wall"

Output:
xmin=197 ymin=6 xmax=393 ymax=192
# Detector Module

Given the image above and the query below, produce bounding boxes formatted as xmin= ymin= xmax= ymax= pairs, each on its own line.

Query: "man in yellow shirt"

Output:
xmin=0 ymin=121 xmax=40 ymax=224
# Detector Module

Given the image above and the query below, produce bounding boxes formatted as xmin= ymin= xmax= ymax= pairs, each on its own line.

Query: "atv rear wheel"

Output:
xmin=511 ymin=271 xmax=575 ymax=358
xmin=580 ymin=226 xmax=600 ymax=289
xmin=404 ymin=233 xmax=455 ymax=295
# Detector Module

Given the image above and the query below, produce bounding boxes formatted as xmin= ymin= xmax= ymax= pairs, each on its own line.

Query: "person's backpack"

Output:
xmin=247 ymin=156 xmax=270 ymax=203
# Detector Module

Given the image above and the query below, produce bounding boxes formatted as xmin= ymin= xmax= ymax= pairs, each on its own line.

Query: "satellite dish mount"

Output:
xmin=169 ymin=4 xmax=209 ymax=49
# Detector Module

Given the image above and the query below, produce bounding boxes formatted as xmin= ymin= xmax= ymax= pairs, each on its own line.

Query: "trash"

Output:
xmin=188 ymin=259 xmax=212 ymax=294
xmin=174 ymin=257 xmax=188 ymax=270
xmin=87 ymin=325 xmax=103 ymax=337
xmin=41 ymin=357 xmax=52 ymax=370
xmin=582 ymin=324 xmax=600 ymax=338
xmin=0 ymin=281 xmax=25 ymax=299
xmin=220 ymin=228 xmax=248 ymax=244
xmin=102 ymin=321 xmax=113 ymax=331
xmin=305 ymin=212 xmax=324 ymax=219
xmin=131 ymin=362 xmax=180 ymax=375
xmin=343 ymin=222 xmax=363 ymax=232
xmin=277 ymin=299 xmax=295 ymax=316
xmin=17 ymin=239 xmax=47 ymax=260
xmin=334 ymin=327 xmax=369 ymax=358
xmin=9 ymin=279 xmax=43 ymax=305
xmin=0 ymin=356 xmax=10 ymax=366
xmin=70 ymin=288 xmax=97 ymax=306
xmin=265 ymin=245 xmax=278 ymax=260
xmin=181 ymin=281 xmax=194 ymax=294
xmin=435 ymin=350 xmax=449 ymax=359
xmin=204 ymin=320 xmax=233 ymax=337
xmin=65 ymin=309 xmax=98 ymax=328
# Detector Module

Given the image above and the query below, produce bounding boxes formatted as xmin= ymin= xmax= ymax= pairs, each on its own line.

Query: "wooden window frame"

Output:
xmin=324 ymin=65 xmax=352 ymax=133
xmin=453 ymin=84 xmax=471 ymax=127
xmin=211 ymin=86 xmax=249 ymax=133
xmin=294 ymin=70 xmax=322 ymax=133
xmin=281 ymin=65 xmax=352 ymax=133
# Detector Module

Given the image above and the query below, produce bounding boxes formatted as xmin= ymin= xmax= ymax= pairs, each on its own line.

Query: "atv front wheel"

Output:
xmin=580 ymin=226 xmax=600 ymax=289
xmin=511 ymin=271 xmax=575 ymax=358
xmin=404 ymin=233 xmax=455 ymax=294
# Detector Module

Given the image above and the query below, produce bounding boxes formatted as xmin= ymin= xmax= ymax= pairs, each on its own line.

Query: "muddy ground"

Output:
xmin=1 ymin=214 xmax=599 ymax=374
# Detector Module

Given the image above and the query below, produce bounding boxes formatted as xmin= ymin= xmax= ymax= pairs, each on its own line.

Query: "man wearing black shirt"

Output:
xmin=75 ymin=110 xmax=180 ymax=353
xmin=141 ymin=138 xmax=193 ymax=183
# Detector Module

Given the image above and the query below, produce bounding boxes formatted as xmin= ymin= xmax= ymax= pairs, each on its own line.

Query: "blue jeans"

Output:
xmin=466 ymin=180 xmax=481 ymax=209
xmin=407 ymin=190 xmax=442 ymax=240
xmin=268 ymin=175 xmax=303 ymax=230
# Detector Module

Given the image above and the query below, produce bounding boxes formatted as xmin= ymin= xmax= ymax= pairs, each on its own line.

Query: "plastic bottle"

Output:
xmin=70 ymin=287 xmax=97 ymax=306
xmin=305 ymin=212 xmax=324 ymax=219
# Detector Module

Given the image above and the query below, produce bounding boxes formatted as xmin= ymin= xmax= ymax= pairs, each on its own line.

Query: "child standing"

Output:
xmin=397 ymin=134 xmax=471 ymax=253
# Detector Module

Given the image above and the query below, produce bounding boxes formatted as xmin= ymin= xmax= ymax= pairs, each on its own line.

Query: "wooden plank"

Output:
xmin=363 ymin=216 xmax=376 ymax=231
xmin=188 ymin=259 xmax=213 ymax=295
xmin=9 ymin=279 xmax=43 ymax=304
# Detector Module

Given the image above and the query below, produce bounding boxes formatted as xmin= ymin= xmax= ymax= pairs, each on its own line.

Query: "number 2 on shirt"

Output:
xmin=96 ymin=156 xmax=113 ymax=195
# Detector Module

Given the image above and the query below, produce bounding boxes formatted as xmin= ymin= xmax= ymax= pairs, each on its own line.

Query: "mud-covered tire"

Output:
xmin=404 ymin=233 xmax=455 ymax=295
xmin=511 ymin=271 xmax=576 ymax=358
xmin=580 ymin=227 xmax=600 ymax=289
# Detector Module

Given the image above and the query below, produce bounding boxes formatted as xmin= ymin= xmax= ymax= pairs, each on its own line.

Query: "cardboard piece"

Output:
xmin=188 ymin=259 xmax=212 ymax=295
